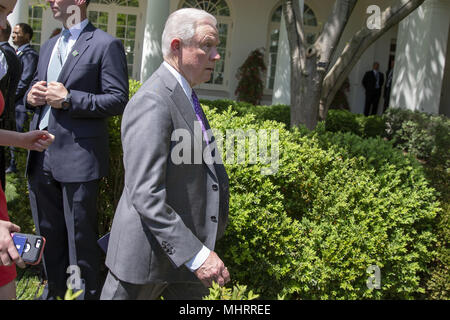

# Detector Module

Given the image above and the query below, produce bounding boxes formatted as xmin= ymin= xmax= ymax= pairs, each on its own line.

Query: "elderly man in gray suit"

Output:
xmin=101 ymin=8 xmax=230 ymax=300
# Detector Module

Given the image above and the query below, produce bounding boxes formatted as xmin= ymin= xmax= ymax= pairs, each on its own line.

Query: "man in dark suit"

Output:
xmin=0 ymin=21 xmax=21 ymax=187
xmin=5 ymin=23 xmax=38 ymax=174
xmin=362 ymin=62 xmax=385 ymax=116
xmin=5 ymin=23 xmax=39 ymax=174
xmin=25 ymin=0 xmax=128 ymax=300
xmin=101 ymin=8 xmax=230 ymax=300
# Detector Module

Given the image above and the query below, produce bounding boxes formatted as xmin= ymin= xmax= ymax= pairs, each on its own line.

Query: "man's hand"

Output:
xmin=46 ymin=82 xmax=68 ymax=109
xmin=18 ymin=131 xmax=55 ymax=152
xmin=27 ymin=81 xmax=48 ymax=107
xmin=194 ymin=251 xmax=230 ymax=288
xmin=0 ymin=221 xmax=25 ymax=268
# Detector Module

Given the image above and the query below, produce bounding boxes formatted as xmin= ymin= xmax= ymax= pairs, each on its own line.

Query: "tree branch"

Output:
xmin=321 ymin=0 xmax=425 ymax=110
xmin=283 ymin=0 xmax=307 ymax=71
xmin=316 ymin=0 xmax=358 ymax=72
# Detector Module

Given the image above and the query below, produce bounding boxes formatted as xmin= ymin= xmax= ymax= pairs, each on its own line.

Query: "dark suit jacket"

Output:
xmin=362 ymin=70 xmax=385 ymax=94
xmin=105 ymin=64 xmax=229 ymax=284
xmin=26 ymin=22 xmax=129 ymax=183
xmin=0 ymin=42 xmax=21 ymax=130
xmin=15 ymin=44 xmax=38 ymax=112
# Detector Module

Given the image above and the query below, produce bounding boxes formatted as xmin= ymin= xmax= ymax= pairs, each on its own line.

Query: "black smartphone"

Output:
xmin=12 ymin=233 xmax=46 ymax=265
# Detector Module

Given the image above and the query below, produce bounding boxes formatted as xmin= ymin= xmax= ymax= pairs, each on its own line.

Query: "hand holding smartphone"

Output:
xmin=12 ymin=233 xmax=46 ymax=265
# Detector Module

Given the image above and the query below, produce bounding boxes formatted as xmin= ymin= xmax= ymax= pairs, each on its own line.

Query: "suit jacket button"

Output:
xmin=212 ymin=184 xmax=218 ymax=191
xmin=211 ymin=216 xmax=218 ymax=223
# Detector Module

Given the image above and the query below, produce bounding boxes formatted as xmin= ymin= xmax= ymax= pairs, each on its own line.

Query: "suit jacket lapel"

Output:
xmin=57 ymin=23 xmax=95 ymax=85
xmin=157 ymin=65 xmax=218 ymax=180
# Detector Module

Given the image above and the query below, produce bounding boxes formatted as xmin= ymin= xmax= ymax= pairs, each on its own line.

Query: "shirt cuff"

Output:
xmin=185 ymin=245 xmax=211 ymax=272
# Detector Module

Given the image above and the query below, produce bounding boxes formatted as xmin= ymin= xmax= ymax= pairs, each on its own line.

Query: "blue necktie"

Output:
xmin=191 ymin=90 xmax=210 ymax=144
xmin=39 ymin=29 xmax=71 ymax=130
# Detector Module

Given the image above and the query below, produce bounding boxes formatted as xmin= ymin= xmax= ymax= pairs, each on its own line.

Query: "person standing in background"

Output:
xmin=362 ymin=62 xmax=385 ymax=116
xmin=0 ymin=0 xmax=54 ymax=300
xmin=0 ymin=21 xmax=21 ymax=187
xmin=25 ymin=0 xmax=128 ymax=300
xmin=6 ymin=23 xmax=38 ymax=174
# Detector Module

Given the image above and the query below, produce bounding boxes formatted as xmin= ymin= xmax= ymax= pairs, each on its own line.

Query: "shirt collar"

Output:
xmin=17 ymin=43 xmax=30 ymax=52
xmin=62 ymin=19 xmax=89 ymax=41
xmin=163 ymin=61 xmax=193 ymax=102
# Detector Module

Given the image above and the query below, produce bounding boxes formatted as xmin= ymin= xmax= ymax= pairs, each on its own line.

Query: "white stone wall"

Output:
xmin=439 ymin=25 xmax=450 ymax=117
xmin=391 ymin=0 xmax=450 ymax=114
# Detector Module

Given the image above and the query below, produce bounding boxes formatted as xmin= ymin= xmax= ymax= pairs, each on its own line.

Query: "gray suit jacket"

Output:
xmin=105 ymin=64 xmax=229 ymax=284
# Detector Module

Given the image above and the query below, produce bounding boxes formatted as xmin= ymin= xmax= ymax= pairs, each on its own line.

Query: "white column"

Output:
xmin=391 ymin=0 xmax=450 ymax=114
xmin=272 ymin=0 xmax=304 ymax=105
xmin=140 ymin=0 xmax=170 ymax=82
xmin=8 ymin=0 xmax=28 ymax=34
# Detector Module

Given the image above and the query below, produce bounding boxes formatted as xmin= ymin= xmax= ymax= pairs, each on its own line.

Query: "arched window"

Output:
xmin=28 ymin=5 xmax=44 ymax=53
xmin=89 ymin=0 xmax=139 ymax=6
xmin=88 ymin=0 xmax=142 ymax=79
xmin=179 ymin=0 xmax=232 ymax=89
xmin=266 ymin=3 xmax=320 ymax=90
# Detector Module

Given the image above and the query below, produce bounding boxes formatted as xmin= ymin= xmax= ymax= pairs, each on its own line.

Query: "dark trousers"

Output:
xmin=364 ymin=89 xmax=381 ymax=116
xmin=28 ymin=149 xmax=101 ymax=300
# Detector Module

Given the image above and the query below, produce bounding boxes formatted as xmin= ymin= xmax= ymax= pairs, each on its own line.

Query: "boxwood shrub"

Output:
xmin=207 ymin=107 xmax=439 ymax=299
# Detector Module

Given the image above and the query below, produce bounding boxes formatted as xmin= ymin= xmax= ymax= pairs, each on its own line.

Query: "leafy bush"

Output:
xmin=5 ymin=150 xmax=34 ymax=234
xmin=200 ymin=99 xmax=290 ymax=127
xmin=203 ymin=282 xmax=260 ymax=300
xmin=384 ymin=108 xmax=450 ymax=169
xmin=207 ymin=107 xmax=439 ymax=299
xmin=325 ymin=110 xmax=386 ymax=138
xmin=5 ymin=78 xmax=446 ymax=300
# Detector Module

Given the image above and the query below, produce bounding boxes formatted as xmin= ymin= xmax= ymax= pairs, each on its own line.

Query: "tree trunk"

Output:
xmin=320 ymin=0 xmax=426 ymax=120
xmin=284 ymin=0 xmax=357 ymax=129
xmin=284 ymin=0 xmax=426 ymax=128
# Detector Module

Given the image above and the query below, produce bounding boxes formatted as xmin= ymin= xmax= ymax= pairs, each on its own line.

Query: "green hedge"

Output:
xmin=325 ymin=109 xmax=386 ymax=139
xmin=200 ymin=98 xmax=291 ymax=128
xmin=6 ymin=80 xmax=446 ymax=300
xmin=207 ymin=107 xmax=439 ymax=299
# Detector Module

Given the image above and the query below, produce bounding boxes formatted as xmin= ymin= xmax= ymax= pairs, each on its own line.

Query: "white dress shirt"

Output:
xmin=0 ymin=50 xmax=7 ymax=81
xmin=163 ymin=61 xmax=211 ymax=272
xmin=48 ymin=19 xmax=90 ymax=66
xmin=16 ymin=43 xmax=30 ymax=55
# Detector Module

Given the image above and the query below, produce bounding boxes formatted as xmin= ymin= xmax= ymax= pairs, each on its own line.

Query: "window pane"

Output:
xmin=272 ymin=6 xmax=282 ymax=22
xmin=304 ymin=5 xmax=318 ymax=26
xmin=181 ymin=0 xmax=230 ymax=17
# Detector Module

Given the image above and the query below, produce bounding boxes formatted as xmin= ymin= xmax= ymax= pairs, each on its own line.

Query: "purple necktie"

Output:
xmin=191 ymin=90 xmax=210 ymax=144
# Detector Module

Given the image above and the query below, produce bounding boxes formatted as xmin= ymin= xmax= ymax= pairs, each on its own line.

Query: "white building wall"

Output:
xmin=272 ymin=0 xmax=397 ymax=112
xmin=334 ymin=0 xmax=397 ymax=114
xmin=439 ymin=25 xmax=450 ymax=117
xmin=391 ymin=0 xmax=450 ymax=114
xmin=169 ymin=0 xmax=279 ymax=101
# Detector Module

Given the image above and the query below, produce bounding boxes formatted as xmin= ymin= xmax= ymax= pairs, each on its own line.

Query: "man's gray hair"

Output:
xmin=162 ymin=8 xmax=217 ymax=58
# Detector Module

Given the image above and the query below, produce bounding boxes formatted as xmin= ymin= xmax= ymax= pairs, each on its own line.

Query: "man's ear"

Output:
xmin=170 ymin=39 xmax=182 ymax=56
